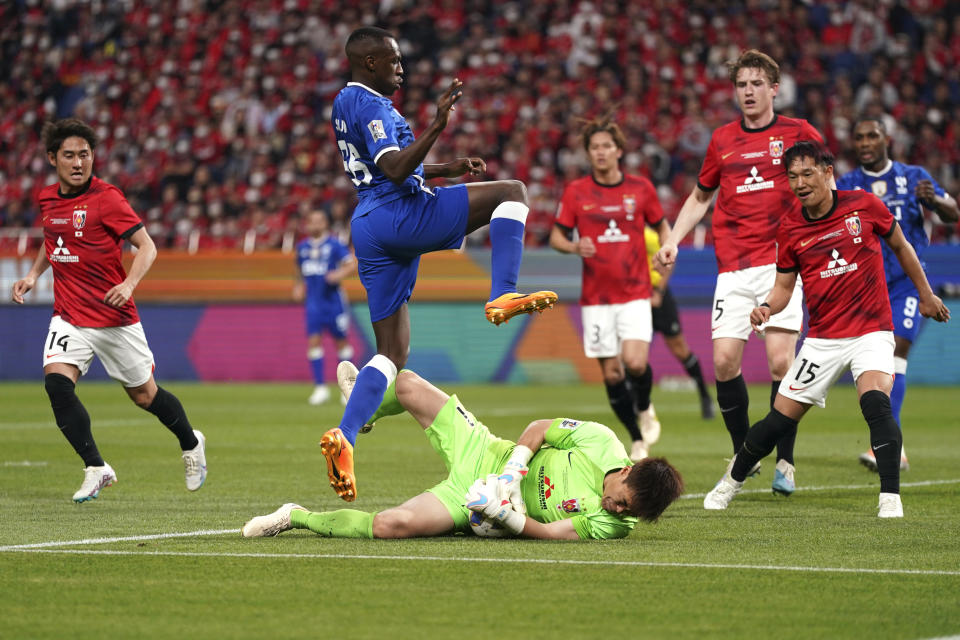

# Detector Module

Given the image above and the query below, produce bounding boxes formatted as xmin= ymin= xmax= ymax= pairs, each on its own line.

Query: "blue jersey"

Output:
xmin=837 ymin=161 xmax=944 ymax=286
xmin=331 ymin=82 xmax=431 ymax=218
xmin=296 ymin=235 xmax=350 ymax=311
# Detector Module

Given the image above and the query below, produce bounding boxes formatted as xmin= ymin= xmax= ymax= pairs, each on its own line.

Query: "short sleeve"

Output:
xmin=642 ymin=180 xmax=664 ymax=228
xmin=544 ymin=418 xmax=629 ymax=473
xmin=570 ymin=512 xmax=635 ymax=540
xmin=868 ymin=196 xmax=896 ymax=237
xmin=697 ymin=134 xmax=721 ymax=191
xmin=776 ymin=222 xmax=798 ymax=272
xmin=555 ymin=184 xmax=578 ymax=229
xmin=356 ymin=100 xmax=401 ymax=163
xmin=100 ymin=187 xmax=143 ymax=238
xmin=801 ymin=120 xmax=825 ymax=144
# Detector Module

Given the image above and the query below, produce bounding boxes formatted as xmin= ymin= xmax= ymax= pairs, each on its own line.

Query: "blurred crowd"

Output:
xmin=1 ymin=0 xmax=959 ymax=252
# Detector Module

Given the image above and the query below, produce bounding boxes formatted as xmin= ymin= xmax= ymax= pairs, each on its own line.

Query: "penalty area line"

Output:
xmin=3 ymin=547 xmax=960 ymax=577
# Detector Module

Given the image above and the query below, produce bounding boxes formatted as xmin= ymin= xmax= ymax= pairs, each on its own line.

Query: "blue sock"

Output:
xmin=890 ymin=369 xmax=906 ymax=428
xmin=488 ymin=202 xmax=527 ymax=301
xmin=337 ymin=355 xmax=397 ymax=445
xmin=309 ymin=357 xmax=324 ymax=385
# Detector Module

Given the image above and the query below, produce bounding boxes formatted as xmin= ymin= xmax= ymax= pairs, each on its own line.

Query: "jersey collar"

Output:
xmin=740 ymin=114 xmax=778 ymax=133
xmin=801 ymin=190 xmax=839 ymax=223
xmin=347 ymin=81 xmax=386 ymax=98
xmin=860 ymin=159 xmax=893 ymax=178
xmin=58 ymin=178 xmax=93 ymax=199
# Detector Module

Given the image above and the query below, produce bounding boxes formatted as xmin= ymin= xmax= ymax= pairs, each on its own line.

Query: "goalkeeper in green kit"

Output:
xmin=242 ymin=364 xmax=684 ymax=541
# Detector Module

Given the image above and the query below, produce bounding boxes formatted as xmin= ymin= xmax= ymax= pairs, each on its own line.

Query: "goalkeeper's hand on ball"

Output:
xmin=497 ymin=444 xmax=532 ymax=514
xmin=465 ymin=475 xmax=526 ymax=535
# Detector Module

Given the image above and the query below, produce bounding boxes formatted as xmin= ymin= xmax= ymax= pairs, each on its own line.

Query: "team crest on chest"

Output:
xmin=845 ymin=215 xmax=861 ymax=237
xmin=622 ymin=195 xmax=636 ymax=220
xmin=870 ymin=181 xmax=887 ymax=198
xmin=769 ymin=138 xmax=784 ymax=165
xmin=72 ymin=207 xmax=87 ymax=229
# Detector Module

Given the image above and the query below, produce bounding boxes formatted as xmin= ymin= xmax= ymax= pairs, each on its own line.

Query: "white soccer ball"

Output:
xmin=469 ymin=510 xmax=511 ymax=538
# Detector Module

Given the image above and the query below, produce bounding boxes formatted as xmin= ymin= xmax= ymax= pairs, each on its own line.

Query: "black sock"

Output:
xmin=732 ymin=409 xmax=798 ymax=481
xmin=626 ymin=365 xmax=653 ymax=413
xmin=861 ymin=390 xmax=901 ymax=494
xmin=716 ymin=375 xmax=750 ymax=453
xmin=683 ymin=354 xmax=710 ymax=398
xmin=605 ymin=379 xmax=642 ymax=441
xmin=771 ymin=380 xmax=796 ymax=464
xmin=45 ymin=374 xmax=103 ymax=467
xmin=146 ymin=387 xmax=199 ymax=450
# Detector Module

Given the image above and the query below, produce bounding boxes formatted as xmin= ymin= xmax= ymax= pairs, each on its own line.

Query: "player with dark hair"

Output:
xmin=294 ymin=209 xmax=356 ymax=405
xmin=11 ymin=118 xmax=207 ymax=502
xmin=550 ymin=117 xmax=671 ymax=463
xmin=644 ymin=228 xmax=715 ymax=419
xmin=242 ymin=364 xmax=684 ymax=540
xmin=322 ymin=27 xmax=556 ymax=502
xmin=703 ymin=141 xmax=949 ymax=518
xmin=837 ymin=117 xmax=960 ymax=471
xmin=656 ymin=50 xmax=826 ymax=496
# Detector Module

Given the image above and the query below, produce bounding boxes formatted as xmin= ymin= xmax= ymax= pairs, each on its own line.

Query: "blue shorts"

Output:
xmin=351 ymin=185 xmax=469 ymax=322
xmin=306 ymin=308 xmax=349 ymax=339
xmin=888 ymin=278 xmax=923 ymax=343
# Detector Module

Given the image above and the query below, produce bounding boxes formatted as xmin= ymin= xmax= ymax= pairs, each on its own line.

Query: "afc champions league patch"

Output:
xmin=72 ymin=208 xmax=86 ymax=229
xmin=622 ymin=195 xmax=636 ymax=220
xmin=871 ymin=181 xmax=887 ymax=198
xmin=367 ymin=119 xmax=387 ymax=141
xmin=557 ymin=498 xmax=582 ymax=514
xmin=845 ymin=215 xmax=862 ymax=237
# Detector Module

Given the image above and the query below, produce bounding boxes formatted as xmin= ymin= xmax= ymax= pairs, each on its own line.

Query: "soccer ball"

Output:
xmin=469 ymin=510 xmax=511 ymax=538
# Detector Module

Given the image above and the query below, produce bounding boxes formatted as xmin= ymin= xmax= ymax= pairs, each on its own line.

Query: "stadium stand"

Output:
xmin=1 ymin=0 xmax=959 ymax=253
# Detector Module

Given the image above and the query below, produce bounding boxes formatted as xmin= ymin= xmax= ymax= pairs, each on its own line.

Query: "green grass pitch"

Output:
xmin=1 ymin=381 xmax=958 ymax=639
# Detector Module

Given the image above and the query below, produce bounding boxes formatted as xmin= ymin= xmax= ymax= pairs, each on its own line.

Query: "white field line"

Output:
xmin=681 ymin=477 xmax=960 ymax=499
xmin=3 ymin=461 xmax=48 ymax=467
xmin=0 ymin=419 xmax=155 ymax=431
xmin=2 ymin=547 xmax=959 ymax=577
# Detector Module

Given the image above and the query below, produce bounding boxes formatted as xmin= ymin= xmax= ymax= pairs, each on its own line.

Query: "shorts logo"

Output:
xmin=597 ymin=220 xmax=629 ymax=243
xmin=787 ymin=384 xmax=806 ymax=392
xmin=557 ymin=498 xmax=582 ymax=514
xmin=871 ymin=181 xmax=887 ymax=198
xmin=367 ymin=119 xmax=386 ymax=141
xmin=72 ymin=208 xmax=87 ymax=229
xmin=845 ymin=215 xmax=861 ymax=236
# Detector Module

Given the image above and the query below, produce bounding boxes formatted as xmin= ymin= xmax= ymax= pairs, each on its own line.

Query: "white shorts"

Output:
xmin=712 ymin=264 xmax=803 ymax=340
xmin=43 ymin=315 xmax=155 ymax=387
xmin=778 ymin=331 xmax=894 ymax=408
xmin=581 ymin=298 xmax=652 ymax=359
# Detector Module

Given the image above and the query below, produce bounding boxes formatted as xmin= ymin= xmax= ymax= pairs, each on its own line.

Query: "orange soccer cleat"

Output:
xmin=320 ymin=428 xmax=357 ymax=501
xmin=484 ymin=291 xmax=558 ymax=326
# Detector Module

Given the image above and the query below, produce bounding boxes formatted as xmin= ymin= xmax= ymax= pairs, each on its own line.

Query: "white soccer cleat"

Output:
xmin=72 ymin=463 xmax=117 ymax=503
xmin=877 ymin=492 xmax=903 ymax=518
xmin=241 ymin=503 xmax=305 ymax=538
xmin=639 ymin=404 xmax=661 ymax=445
xmin=629 ymin=440 xmax=649 ymax=463
xmin=704 ymin=475 xmax=743 ymax=510
xmin=183 ymin=430 xmax=207 ymax=491
xmin=771 ymin=459 xmax=796 ymax=496
xmin=308 ymin=385 xmax=331 ymax=405
xmin=337 ymin=361 xmax=374 ymax=434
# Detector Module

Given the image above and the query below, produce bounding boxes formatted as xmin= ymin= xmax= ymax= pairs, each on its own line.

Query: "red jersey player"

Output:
xmin=550 ymin=117 xmax=671 ymax=462
xmin=704 ymin=141 xmax=949 ymax=518
xmin=656 ymin=50 xmax=824 ymax=496
xmin=11 ymin=118 xmax=207 ymax=502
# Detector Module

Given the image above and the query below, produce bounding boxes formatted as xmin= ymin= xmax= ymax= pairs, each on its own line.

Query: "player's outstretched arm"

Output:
xmin=104 ymin=227 xmax=157 ymax=308
xmin=11 ymin=245 xmax=50 ymax=304
xmin=915 ymin=180 xmax=960 ymax=223
xmin=885 ymin=224 xmax=950 ymax=322
xmin=377 ymin=79 xmax=464 ymax=184
xmin=751 ymin=270 xmax=797 ymax=331
xmin=655 ymin=185 xmax=713 ymax=269
xmin=517 ymin=517 xmax=580 ymax=540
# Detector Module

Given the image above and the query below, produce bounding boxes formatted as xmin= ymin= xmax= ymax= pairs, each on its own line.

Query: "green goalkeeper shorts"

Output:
xmin=425 ymin=394 xmax=515 ymax=530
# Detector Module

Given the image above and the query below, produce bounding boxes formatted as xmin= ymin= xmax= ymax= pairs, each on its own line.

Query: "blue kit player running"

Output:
xmin=321 ymin=26 xmax=557 ymax=501
xmin=293 ymin=209 xmax=356 ymax=405
xmin=838 ymin=117 xmax=959 ymax=471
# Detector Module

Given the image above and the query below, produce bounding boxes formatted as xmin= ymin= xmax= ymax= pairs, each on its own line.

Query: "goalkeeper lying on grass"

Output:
xmin=242 ymin=364 xmax=683 ymax=540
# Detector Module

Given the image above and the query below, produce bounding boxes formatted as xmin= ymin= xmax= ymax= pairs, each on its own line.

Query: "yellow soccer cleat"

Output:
xmin=484 ymin=291 xmax=558 ymax=326
xmin=320 ymin=428 xmax=357 ymax=502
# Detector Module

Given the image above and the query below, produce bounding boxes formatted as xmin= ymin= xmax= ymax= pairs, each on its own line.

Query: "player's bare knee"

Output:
xmin=128 ymin=387 xmax=156 ymax=409
xmin=394 ymin=369 xmax=423 ymax=401
xmin=500 ymin=179 xmax=528 ymax=204
xmin=372 ymin=509 xmax=413 ymax=539
xmin=622 ymin=358 xmax=648 ymax=377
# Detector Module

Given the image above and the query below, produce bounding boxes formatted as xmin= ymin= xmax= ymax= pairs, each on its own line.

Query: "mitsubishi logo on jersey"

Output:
xmin=50 ymin=236 xmax=79 ymax=263
xmin=597 ymin=219 xmax=629 ymax=243
xmin=736 ymin=166 xmax=775 ymax=194
xmin=820 ymin=249 xmax=857 ymax=279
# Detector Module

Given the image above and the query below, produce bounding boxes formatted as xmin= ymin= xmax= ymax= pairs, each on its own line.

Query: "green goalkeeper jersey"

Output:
xmin=520 ymin=418 xmax=637 ymax=540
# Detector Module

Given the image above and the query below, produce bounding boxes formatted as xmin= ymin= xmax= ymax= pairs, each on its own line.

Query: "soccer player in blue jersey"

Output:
xmin=320 ymin=26 xmax=557 ymax=501
xmin=293 ymin=209 xmax=356 ymax=405
xmin=837 ymin=117 xmax=959 ymax=471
